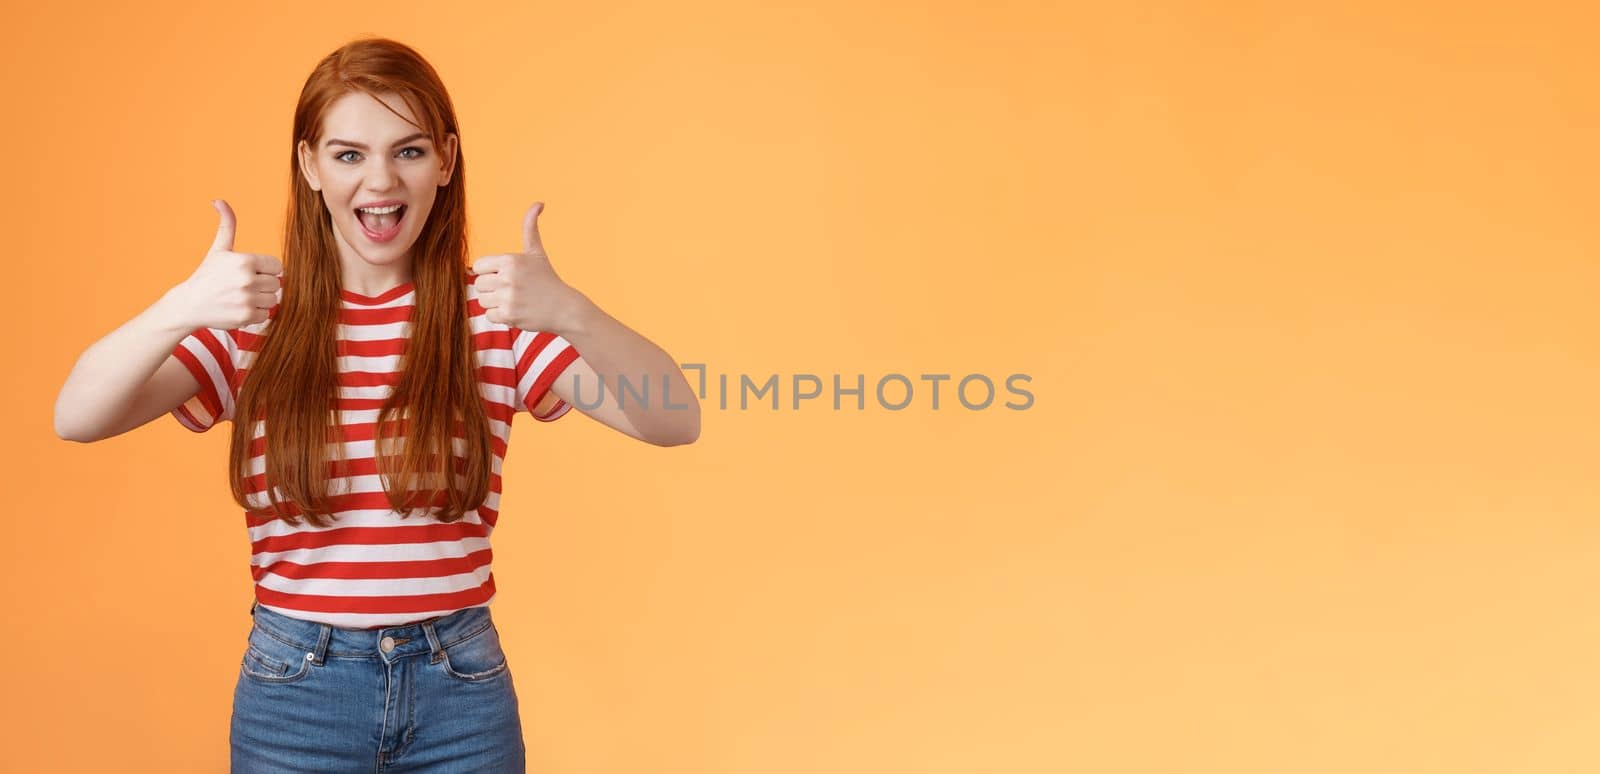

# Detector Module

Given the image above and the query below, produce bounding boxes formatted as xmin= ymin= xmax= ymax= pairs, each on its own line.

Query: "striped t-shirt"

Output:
xmin=169 ymin=274 xmax=581 ymax=629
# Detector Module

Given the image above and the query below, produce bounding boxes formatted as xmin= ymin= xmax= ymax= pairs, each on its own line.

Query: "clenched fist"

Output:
xmin=470 ymin=202 xmax=586 ymax=333
xmin=167 ymin=200 xmax=283 ymax=330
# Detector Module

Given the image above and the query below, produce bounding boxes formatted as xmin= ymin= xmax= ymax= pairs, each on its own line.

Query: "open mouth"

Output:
xmin=355 ymin=204 xmax=407 ymax=242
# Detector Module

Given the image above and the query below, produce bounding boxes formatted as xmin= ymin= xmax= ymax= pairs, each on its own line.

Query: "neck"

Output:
xmin=329 ymin=220 xmax=414 ymax=296
xmin=338 ymin=254 xmax=413 ymax=297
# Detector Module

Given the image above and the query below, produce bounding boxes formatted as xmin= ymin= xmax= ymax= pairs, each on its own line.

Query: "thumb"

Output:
xmin=522 ymin=201 xmax=545 ymax=253
xmin=210 ymin=199 xmax=237 ymax=254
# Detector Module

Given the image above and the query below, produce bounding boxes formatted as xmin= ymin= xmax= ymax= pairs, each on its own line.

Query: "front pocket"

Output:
xmin=243 ymin=646 xmax=289 ymax=677
xmin=239 ymin=627 xmax=312 ymax=684
xmin=441 ymin=623 xmax=510 ymax=682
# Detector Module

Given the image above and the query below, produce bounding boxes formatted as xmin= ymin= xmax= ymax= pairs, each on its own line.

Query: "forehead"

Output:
xmin=319 ymin=91 xmax=426 ymax=141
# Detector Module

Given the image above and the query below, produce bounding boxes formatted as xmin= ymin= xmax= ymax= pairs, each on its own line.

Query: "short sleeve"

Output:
xmin=170 ymin=326 xmax=242 ymax=432
xmin=510 ymin=327 xmax=581 ymax=422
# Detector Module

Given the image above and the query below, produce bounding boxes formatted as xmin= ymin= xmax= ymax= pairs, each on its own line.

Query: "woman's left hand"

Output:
xmin=470 ymin=202 xmax=587 ymax=333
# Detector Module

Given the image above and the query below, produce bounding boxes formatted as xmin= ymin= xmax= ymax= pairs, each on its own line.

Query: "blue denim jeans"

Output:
xmin=230 ymin=601 xmax=527 ymax=772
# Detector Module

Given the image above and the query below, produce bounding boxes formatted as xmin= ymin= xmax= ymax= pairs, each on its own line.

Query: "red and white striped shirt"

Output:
xmin=170 ymin=274 xmax=580 ymax=629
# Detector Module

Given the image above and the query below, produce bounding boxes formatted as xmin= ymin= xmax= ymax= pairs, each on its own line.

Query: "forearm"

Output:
xmin=555 ymin=294 xmax=700 ymax=445
xmin=55 ymin=289 xmax=193 ymax=441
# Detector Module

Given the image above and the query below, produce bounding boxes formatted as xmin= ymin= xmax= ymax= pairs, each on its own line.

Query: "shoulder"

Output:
xmin=192 ymin=308 xmax=274 ymax=354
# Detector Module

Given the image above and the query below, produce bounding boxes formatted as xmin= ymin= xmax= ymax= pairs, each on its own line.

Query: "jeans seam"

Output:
xmin=255 ymin=617 xmax=492 ymax=655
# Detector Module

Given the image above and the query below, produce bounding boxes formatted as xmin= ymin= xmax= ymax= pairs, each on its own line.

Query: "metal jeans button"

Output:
xmin=380 ymin=636 xmax=396 ymax=653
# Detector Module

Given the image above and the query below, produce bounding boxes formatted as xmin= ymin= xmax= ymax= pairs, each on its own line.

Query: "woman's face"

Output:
xmin=296 ymin=90 xmax=457 ymax=276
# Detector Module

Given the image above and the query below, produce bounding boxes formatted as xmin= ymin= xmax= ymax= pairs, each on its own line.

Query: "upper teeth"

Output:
xmin=358 ymin=204 xmax=402 ymax=214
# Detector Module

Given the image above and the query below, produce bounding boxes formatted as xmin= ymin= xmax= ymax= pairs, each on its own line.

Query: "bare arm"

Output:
xmin=54 ymin=289 xmax=198 ymax=443
xmin=56 ymin=200 xmax=283 ymax=443
xmin=546 ymin=295 xmax=700 ymax=447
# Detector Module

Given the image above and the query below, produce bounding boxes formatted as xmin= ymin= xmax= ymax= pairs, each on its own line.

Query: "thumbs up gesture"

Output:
xmin=168 ymin=200 xmax=284 ymax=330
xmin=470 ymin=202 xmax=584 ymax=332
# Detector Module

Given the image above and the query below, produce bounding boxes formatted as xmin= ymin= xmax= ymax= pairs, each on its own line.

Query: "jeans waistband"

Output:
xmin=248 ymin=600 xmax=496 ymax=666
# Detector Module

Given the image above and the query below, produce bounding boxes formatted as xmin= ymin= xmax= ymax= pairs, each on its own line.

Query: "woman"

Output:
xmin=54 ymin=37 xmax=699 ymax=771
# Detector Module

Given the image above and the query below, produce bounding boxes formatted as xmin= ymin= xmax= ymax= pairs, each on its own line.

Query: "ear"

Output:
xmin=296 ymin=139 xmax=322 ymax=192
xmin=438 ymin=132 xmax=458 ymax=187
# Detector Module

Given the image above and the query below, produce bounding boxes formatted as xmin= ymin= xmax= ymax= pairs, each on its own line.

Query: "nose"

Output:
xmin=363 ymin=156 xmax=400 ymax=192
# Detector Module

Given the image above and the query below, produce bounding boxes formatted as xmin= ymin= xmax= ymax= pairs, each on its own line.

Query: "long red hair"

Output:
xmin=228 ymin=38 xmax=494 ymax=527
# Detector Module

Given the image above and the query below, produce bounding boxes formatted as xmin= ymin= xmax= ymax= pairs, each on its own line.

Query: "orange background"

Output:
xmin=4 ymin=1 xmax=1597 ymax=771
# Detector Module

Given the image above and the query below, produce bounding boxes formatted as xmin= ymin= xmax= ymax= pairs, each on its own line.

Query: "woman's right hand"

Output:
xmin=165 ymin=200 xmax=284 ymax=330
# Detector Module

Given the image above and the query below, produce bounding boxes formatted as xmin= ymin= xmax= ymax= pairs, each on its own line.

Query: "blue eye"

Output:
xmin=334 ymin=147 xmax=427 ymax=163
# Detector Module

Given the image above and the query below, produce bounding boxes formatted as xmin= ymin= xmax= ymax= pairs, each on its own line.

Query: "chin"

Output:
xmin=358 ymin=248 xmax=415 ymax=265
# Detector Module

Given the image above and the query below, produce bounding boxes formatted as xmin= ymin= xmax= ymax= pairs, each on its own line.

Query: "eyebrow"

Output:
xmin=323 ymin=132 xmax=431 ymax=151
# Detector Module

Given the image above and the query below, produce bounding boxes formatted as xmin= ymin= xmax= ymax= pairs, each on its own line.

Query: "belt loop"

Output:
xmin=311 ymin=623 xmax=332 ymax=666
xmin=421 ymin=620 xmax=445 ymax=664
